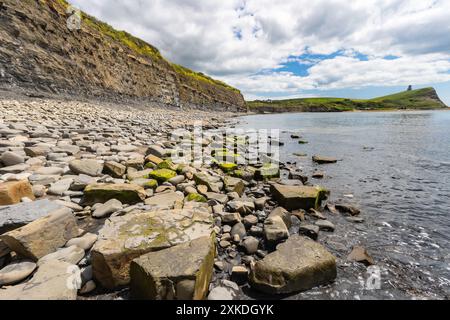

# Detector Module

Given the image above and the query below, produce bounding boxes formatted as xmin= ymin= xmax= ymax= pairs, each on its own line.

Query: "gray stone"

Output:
xmin=66 ymin=233 xmax=98 ymax=250
xmin=48 ymin=178 xmax=73 ymax=196
xmin=37 ymin=245 xmax=85 ymax=266
xmin=220 ymin=212 xmax=242 ymax=225
xmin=270 ymin=184 xmax=327 ymax=211
xmin=144 ymin=191 xmax=184 ymax=209
xmin=0 ymin=199 xmax=65 ymax=234
xmin=92 ymin=199 xmax=123 ymax=218
xmin=208 ymin=280 xmax=240 ymax=300
xmin=69 ymin=159 xmax=104 ymax=177
xmin=315 ymin=220 xmax=335 ymax=232
xmin=0 ymin=151 xmax=24 ymax=167
xmin=299 ymin=224 xmax=320 ymax=240
xmin=0 ymin=261 xmax=37 ymax=286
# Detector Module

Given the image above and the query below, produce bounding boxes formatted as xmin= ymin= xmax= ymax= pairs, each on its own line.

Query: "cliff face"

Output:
xmin=0 ymin=0 xmax=245 ymax=111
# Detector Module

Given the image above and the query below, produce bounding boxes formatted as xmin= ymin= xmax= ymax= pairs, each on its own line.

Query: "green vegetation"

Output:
xmin=247 ymin=88 xmax=447 ymax=113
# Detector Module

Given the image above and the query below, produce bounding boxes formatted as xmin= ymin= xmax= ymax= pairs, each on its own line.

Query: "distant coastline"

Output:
xmin=246 ymin=87 xmax=447 ymax=113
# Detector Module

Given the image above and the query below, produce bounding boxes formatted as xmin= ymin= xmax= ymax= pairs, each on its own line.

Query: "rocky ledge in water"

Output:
xmin=0 ymin=95 xmax=365 ymax=300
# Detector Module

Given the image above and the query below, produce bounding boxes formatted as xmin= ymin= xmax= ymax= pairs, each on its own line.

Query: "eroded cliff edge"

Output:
xmin=0 ymin=0 xmax=246 ymax=111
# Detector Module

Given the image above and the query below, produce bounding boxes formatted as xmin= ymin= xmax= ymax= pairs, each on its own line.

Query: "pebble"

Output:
xmin=0 ymin=261 xmax=37 ymax=286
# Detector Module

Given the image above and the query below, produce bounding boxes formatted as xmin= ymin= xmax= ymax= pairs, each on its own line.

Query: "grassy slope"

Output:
xmin=52 ymin=0 xmax=240 ymax=94
xmin=247 ymin=88 xmax=448 ymax=112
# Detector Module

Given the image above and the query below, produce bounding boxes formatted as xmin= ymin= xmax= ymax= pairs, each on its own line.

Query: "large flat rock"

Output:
xmin=130 ymin=235 xmax=215 ymax=300
xmin=0 ymin=207 xmax=78 ymax=261
xmin=270 ymin=184 xmax=327 ymax=210
xmin=0 ymin=199 xmax=65 ymax=233
xmin=91 ymin=207 xmax=214 ymax=289
xmin=0 ymin=260 xmax=79 ymax=300
xmin=249 ymin=235 xmax=336 ymax=294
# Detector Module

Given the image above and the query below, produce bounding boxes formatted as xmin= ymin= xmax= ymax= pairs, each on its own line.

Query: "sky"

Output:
xmin=69 ymin=0 xmax=450 ymax=105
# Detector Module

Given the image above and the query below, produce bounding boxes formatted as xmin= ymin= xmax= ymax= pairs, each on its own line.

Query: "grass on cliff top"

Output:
xmin=247 ymin=87 xmax=446 ymax=111
xmin=48 ymin=0 xmax=240 ymax=94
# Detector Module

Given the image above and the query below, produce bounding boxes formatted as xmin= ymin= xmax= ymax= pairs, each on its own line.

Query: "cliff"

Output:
xmin=0 ymin=0 xmax=245 ymax=111
xmin=247 ymin=87 xmax=448 ymax=113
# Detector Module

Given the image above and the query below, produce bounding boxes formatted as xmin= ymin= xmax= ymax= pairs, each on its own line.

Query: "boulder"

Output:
xmin=82 ymin=183 xmax=146 ymax=205
xmin=0 ymin=260 xmax=79 ymax=300
xmin=270 ymin=184 xmax=327 ymax=210
xmin=0 ymin=199 xmax=65 ymax=233
xmin=0 ymin=180 xmax=35 ymax=206
xmin=146 ymin=145 xmax=167 ymax=158
xmin=0 ymin=207 xmax=78 ymax=261
xmin=69 ymin=159 xmax=104 ymax=177
xmin=130 ymin=235 xmax=215 ymax=300
xmin=91 ymin=207 xmax=213 ymax=289
xmin=250 ymin=235 xmax=336 ymax=294
xmin=227 ymin=200 xmax=255 ymax=215
xmin=65 ymin=233 xmax=98 ymax=250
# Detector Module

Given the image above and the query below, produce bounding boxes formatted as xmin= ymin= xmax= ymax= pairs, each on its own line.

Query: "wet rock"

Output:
xmin=0 ymin=180 xmax=35 ymax=206
xmin=37 ymin=245 xmax=85 ymax=266
xmin=0 ymin=261 xmax=37 ymax=286
xmin=264 ymin=215 xmax=289 ymax=245
xmin=315 ymin=220 xmax=335 ymax=232
xmin=92 ymin=199 xmax=123 ymax=218
xmin=347 ymin=246 xmax=374 ymax=266
xmin=69 ymin=159 xmax=104 ymax=177
xmin=312 ymin=171 xmax=325 ymax=179
xmin=335 ymin=203 xmax=361 ymax=216
xmin=0 ymin=199 xmax=64 ymax=233
xmin=66 ymin=233 xmax=98 ymax=250
xmin=312 ymin=155 xmax=337 ymax=164
xmin=270 ymin=184 xmax=327 ymax=210
xmin=0 ymin=207 xmax=78 ymax=261
xmin=144 ymin=191 xmax=184 ymax=209
xmin=299 ymin=224 xmax=320 ymax=240
xmin=82 ymin=183 xmax=146 ymax=205
xmin=91 ymin=207 xmax=213 ymax=289
xmin=130 ymin=235 xmax=215 ymax=300
xmin=250 ymin=235 xmax=337 ymax=294
xmin=0 ymin=260 xmax=79 ymax=300
xmin=0 ymin=151 xmax=24 ymax=167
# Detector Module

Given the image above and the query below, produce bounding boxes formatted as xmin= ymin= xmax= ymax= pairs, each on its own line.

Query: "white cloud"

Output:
xmin=69 ymin=0 xmax=450 ymax=99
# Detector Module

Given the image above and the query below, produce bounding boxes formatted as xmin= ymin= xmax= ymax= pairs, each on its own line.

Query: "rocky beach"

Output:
xmin=0 ymin=92 xmax=364 ymax=300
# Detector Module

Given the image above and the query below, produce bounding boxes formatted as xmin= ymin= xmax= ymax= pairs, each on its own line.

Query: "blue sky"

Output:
xmin=70 ymin=0 xmax=450 ymax=105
